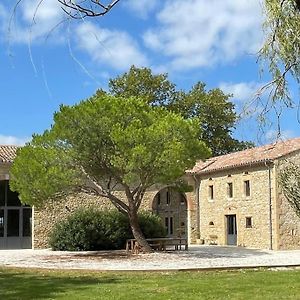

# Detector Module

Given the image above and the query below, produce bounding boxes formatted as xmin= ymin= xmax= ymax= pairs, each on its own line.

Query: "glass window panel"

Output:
xmin=23 ymin=209 xmax=32 ymax=237
xmin=170 ymin=217 xmax=173 ymax=235
xmin=209 ymin=185 xmax=214 ymax=200
xmin=0 ymin=209 xmax=4 ymax=237
xmin=165 ymin=217 xmax=169 ymax=233
xmin=166 ymin=191 xmax=170 ymax=205
xmin=244 ymin=180 xmax=251 ymax=197
xmin=246 ymin=217 xmax=252 ymax=228
xmin=7 ymin=182 xmax=21 ymax=206
xmin=227 ymin=182 xmax=233 ymax=198
xmin=0 ymin=181 xmax=6 ymax=206
xmin=7 ymin=209 xmax=19 ymax=237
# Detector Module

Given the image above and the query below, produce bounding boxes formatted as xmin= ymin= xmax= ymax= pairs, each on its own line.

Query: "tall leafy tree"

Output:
xmin=104 ymin=66 xmax=253 ymax=156
xmin=10 ymin=94 xmax=210 ymax=252
xmin=169 ymin=82 xmax=253 ymax=156
xmin=102 ymin=65 xmax=176 ymax=106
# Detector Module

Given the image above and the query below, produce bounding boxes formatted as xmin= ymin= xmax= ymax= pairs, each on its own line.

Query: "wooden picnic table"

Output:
xmin=126 ymin=237 xmax=188 ymax=253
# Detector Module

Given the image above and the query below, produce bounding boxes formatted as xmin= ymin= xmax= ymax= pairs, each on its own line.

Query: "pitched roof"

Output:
xmin=190 ymin=137 xmax=300 ymax=175
xmin=0 ymin=145 xmax=18 ymax=163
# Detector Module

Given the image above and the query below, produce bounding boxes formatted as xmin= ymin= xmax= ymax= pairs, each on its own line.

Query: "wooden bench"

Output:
xmin=163 ymin=238 xmax=188 ymax=251
xmin=126 ymin=238 xmax=188 ymax=253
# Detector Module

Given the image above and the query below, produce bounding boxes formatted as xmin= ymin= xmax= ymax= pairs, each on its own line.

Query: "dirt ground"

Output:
xmin=1 ymin=245 xmax=300 ymax=271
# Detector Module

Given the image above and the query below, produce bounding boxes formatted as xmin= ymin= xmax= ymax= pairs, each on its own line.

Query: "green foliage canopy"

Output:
xmin=10 ymin=95 xmax=210 ymax=213
xmin=101 ymin=66 xmax=253 ymax=156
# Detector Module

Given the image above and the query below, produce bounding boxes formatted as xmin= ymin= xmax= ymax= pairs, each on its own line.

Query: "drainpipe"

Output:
xmin=266 ymin=161 xmax=273 ymax=250
xmin=192 ymin=175 xmax=201 ymax=240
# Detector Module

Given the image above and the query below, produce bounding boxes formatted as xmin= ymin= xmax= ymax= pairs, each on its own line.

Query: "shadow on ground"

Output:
xmin=44 ymin=246 xmax=271 ymax=263
xmin=0 ymin=269 xmax=118 ymax=300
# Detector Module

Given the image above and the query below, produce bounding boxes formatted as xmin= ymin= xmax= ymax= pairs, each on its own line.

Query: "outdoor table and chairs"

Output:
xmin=126 ymin=237 xmax=188 ymax=253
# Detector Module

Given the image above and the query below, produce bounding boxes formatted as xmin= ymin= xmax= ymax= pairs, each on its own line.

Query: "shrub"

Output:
xmin=138 ymin=211 xmax=167 ymax=238
xmin=49 ymin=209 xmax=166 ymax=251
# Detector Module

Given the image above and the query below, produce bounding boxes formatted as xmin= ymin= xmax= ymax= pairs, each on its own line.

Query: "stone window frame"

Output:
xmin=245 ymin=216 xmax=253 ymax=228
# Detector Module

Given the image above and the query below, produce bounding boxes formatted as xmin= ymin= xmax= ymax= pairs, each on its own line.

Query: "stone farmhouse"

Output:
xmin=0 ymin=138 xmax=300 ymax=250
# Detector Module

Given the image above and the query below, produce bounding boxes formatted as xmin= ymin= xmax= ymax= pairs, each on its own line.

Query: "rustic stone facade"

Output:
xmin=197 ymin=165 xmax=277 ymax=249
xmin=190 ymin=143 xmax=300 ymax=250
xmin=0 ymin=164 xmax=10 ymax=180
xmin=32 ymin=187 xmax=194 ymax=249
xmin=276 ymin=153 xmax=300 ymax=249
xmin=1 ymin=140 xmax=300 ymax=250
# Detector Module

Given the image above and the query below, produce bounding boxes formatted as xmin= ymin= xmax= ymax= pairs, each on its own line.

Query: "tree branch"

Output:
xmin=57 ymin=0 xmax=121 ymax=19
xmin=80 ymin=166 xmax=129 ymax=214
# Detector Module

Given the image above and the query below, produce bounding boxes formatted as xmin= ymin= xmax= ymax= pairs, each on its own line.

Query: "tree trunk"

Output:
xmin=128 ymin=209 xmax=152 ymax=253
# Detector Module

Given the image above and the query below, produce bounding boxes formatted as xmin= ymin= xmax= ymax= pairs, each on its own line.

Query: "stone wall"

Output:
xmin=152 ymin=187 xmax=188 ymax=238
xmin=198 ymin=165 xmax=277 ymax=249
xmin=33 ymin=188 xmax=176 ymax=249
xmin=276 ymin=153 xmax=300 ymax=250
xmin=0 ymin=164 xmax=10 ymax=179
xmin=33 ymin=185 xmax=196 ymax=249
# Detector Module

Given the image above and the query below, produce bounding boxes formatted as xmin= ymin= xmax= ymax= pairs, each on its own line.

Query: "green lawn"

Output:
xmin=0 ymin=267 xmax=299 ymax=300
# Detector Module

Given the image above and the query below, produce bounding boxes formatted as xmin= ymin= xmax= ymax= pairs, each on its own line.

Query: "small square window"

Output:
xmin=246 ymin=217 xmax=252 ymax=228
xmin=209 ymin=185 xmax=214 ymax=200
xmin=227 ymin=182 xmax=233 ymax=198
xmin=244 ymin=180 xmax=250 ymax=197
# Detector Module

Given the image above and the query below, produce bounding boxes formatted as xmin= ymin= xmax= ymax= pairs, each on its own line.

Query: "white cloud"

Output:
xmin=124 ymin=0 xmax=159 ymax=19
xmin=75 ymin=22 xmax=148 ymax=70
xmin=143 ymin=0 xmax=264 ymax=71
xmin=1 ymin=0 xmax=64 ymax=44
xmin=265 ymin=129 xmax=296 ymax=144
xmin=219 ymin=81 xmax=261 ymax=103
xmin=0 ymin=135 xmax=30 ymax=146
xmin=21 ymin=0 xmax=62 ymax=23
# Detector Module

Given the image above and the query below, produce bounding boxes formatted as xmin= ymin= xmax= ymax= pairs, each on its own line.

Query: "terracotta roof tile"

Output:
xmin=0 ymin=145 xmax=18 ymax=163
xmin=189 ymin=137 xmax=300 ymax=175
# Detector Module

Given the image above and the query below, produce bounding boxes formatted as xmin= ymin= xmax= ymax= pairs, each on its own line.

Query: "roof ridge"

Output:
xmin=190 ymin=137 xmax=300 ymax=175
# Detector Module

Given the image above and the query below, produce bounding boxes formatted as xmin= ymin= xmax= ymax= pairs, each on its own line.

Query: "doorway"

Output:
xmin=0 ymin=180 xmax=32 ymax=249
xmin=226 ymin=214 xmax=237 ymax=245
xmin=153 ymin=187 xmax=187 ymax=238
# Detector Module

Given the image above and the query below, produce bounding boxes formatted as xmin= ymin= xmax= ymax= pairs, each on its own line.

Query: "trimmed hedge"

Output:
xmin=49 ymin=209 xmax=166 ymax=251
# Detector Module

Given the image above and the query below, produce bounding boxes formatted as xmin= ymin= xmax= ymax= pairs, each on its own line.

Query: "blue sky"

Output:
xmin=0 ymin=0 xmax=299 ymax=146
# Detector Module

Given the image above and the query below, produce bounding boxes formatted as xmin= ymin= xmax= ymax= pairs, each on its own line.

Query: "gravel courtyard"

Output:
xmin=1 ymin=245 xmax=300 ymax=271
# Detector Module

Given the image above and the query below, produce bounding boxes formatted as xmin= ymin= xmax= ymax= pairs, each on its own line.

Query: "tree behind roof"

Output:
xmin=101 ymin=65 xmax=254 ymax=156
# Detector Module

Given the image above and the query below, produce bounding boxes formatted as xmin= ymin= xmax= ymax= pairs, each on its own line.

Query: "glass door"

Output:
xmin=0 ymin=180 xmax=32 ymax=249
xmin=226 ymin=215 xmax=237 ymax=245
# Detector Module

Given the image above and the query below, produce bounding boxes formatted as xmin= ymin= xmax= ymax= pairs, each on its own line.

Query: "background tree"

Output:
xmin=280 ymin=163 xmax=300 ymax=217
xmin=106 ymin=66 xmax=176 ymax=106
xmin=102 ymin=66 xmax=253 ymax=156
xmin=169 ymin=82 xmax=254 ymax=156
xmin=10 ymin=94 xmax=210 ymax=253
